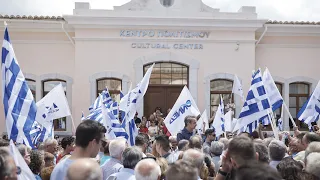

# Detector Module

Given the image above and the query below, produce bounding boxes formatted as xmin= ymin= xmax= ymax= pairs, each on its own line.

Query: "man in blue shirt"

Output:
xmin=50 ymin=120 xmax=106 ymax=180
xmin=107 ymin=147 xmax=143 ymax=180
xmin=177 ymin=115 xmax=197 ymax=142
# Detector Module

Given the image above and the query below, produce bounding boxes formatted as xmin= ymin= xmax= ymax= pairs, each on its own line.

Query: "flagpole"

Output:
xmin=282 ymin=102 xmax=297 ymax=127
xmin=268 ymin=109 xmax=279 ymax=140
xmin=70 ymin=115 xmax=76 ymax=136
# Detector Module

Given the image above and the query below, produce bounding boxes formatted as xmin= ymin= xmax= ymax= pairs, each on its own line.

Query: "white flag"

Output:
xmin=232 ymin=75 xmax=244 ymax=102
xmin=196 ymin=110 xmax=209 ymax=135
xmin=212 ymin=96 xmax=225 ymax=137
xmin=35 ymin=84 xmax=71 ymax=127
xmin=9 ymin=140 xmax=35 ymax=180
xmin=224 ymin=111 xmax=236 ymax=132
xmin=119 ymin=63 xmax=154 ymax=114
xmin=164 ymin=86 xmax=200 ymax=136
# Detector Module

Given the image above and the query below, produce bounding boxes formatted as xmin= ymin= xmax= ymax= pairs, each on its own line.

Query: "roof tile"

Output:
xmin=0 ymin=14 xmax=64 ymax=21
xmin=266 ymin=20 xmax=320 ymax=25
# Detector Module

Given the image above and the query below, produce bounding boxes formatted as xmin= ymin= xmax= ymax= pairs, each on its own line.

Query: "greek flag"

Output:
xmin=89 ymin=88 xmax=112 ymax=113
xmin=81 ymin=111 xmax=85 ymax=120
xmin=2 ymin=27 xmax=36 ymax=148
xmin=297 ymin=81 xmax=320 ymax=125
xmin=102 ymin=88 xmax=113 ymax=105
xmin=247 ymin=120 xmax=259 ymax=134
xmin=262 ymin=68 xmax=283 ymax=111
xmin=233 ymin=69 xmax=270 ymax=132
xmin=109 ymin=101 xmax=119 ymax=119
xmin=212 ymin=95 xmax=225 ymax=137
xmin=101 ymin=103 xmax=128 ymax=140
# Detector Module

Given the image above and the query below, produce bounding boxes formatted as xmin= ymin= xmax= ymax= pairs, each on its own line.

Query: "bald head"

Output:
xmin=182 ymin=149 xmax=204 ymax=170
xmin=135 ymin=159 xmax=161 ymax=180
xmin=67 ymin=158 xmax=101 ymax=180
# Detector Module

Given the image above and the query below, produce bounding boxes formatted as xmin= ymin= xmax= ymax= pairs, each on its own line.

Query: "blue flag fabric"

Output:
xmin=2 ymin=27 xmax=36 ymax=148
xmin=233 ymin=69 xmax=271 ymax=132
xmin=297 ymin=82 xmax=320 ymax=126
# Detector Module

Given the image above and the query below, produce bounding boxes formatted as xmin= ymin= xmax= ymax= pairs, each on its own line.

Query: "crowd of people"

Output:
xmin=1 ymin=112 xmax=320 ymax=180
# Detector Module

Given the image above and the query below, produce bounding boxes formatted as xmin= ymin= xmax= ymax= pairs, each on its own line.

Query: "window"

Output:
xmin=289 ymin=82 xmax=310 ymax=130
xmin=42 ymin=80 xmax=67 ymax=131
xmin=96 ymin=78 xmax=122 ymax=102
xmin=210 ymin=79 xmax=233 ymax=118
xmin=144 ymin=62 xmax=188 ymax=85
xmin=26 ymin=79 xmax=36 ymax=100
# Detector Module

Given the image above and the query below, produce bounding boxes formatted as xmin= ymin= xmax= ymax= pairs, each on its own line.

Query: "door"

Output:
xmin=144 ymin=86 xmax=183 ymax=118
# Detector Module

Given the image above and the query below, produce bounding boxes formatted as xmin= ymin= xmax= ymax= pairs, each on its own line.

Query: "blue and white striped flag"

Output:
xmin=297 ymin=81 xmax=320 ymax=125
xmin=108 ymin=101 xmax=119 ymax=119
xmin=101 ymin=103 xmax=128 ymax=140
xmin=102 ymin=88 xmax=113 ymax=105
xmin=262 ymin=68 xmax=283 ymax=111
xmin=89 ymin=88 xmax=113 ymax=113
xmin=247 ymin=120 xmax=259 ymax=134
xmin=2 ymin=27 xmax=36 ymax=148
xmin=212 ymin=95 xmax=225 ymax=137
xmin=233 ymin=69 xmax=271 ymax=132
xmin=81 ymin=111 xmax=85 ymax=120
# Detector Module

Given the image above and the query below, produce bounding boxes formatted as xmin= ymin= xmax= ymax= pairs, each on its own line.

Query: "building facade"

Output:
xmin=1 ymin=0 xmax=320 ymax=135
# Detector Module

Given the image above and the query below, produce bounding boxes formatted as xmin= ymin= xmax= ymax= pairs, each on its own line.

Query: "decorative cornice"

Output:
xmin=64 ymin=16 xmax=267 ymax=31
xmin=257 ymin=44 xmax=320 ymax=48
xmin=73 ymin=37 xmax=256 ymax=43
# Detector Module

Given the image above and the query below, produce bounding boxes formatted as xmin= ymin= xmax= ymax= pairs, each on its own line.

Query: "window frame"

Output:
xmin=143 ymin=62 xmax=189 ymax=86
xmin=42 ymin=79 xmax=67 ymax=131
xmin=210 ymin=79 xmax=234 ymax=117
xmin=96 ymin=78 xmax=122 ymax=101
xmin=26 ymin=78 xmax=36 ymax=100
xmin=289 ymin=82 xmax=310 ymax=130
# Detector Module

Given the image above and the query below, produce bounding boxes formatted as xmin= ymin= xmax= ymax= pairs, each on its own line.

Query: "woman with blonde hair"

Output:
xmin=156 ymin=157 xmax=169 ymax=180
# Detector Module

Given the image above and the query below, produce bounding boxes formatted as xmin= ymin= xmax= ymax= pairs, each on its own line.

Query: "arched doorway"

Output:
xmin=143 ymin=62 xmax=189 ymax=117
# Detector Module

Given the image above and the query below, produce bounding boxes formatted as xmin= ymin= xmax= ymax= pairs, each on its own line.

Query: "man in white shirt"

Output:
xmin=101 ymin=137 xmax=127 ymax=179
xmin=107 ymin=147 xmax=143 ymax=180
xmin=50 ymin=120 xmax=106 ymax=180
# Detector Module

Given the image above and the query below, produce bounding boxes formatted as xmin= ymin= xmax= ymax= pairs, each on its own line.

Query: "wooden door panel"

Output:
xmin=165 ymin=86 xmax=184 ymax=113
xmin=144 ymin=87 xmax=166 ymax=118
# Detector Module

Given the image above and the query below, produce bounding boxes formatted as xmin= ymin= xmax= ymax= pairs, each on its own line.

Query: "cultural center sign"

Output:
xmin=120 ymin=30 xmax=209 ymax=50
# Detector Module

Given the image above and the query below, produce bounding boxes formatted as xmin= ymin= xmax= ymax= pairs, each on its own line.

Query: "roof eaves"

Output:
xmin=0 ymin=14 xmax=65 ymax=21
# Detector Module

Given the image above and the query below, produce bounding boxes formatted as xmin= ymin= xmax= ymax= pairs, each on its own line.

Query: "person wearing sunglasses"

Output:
xmin=203 ymin=128 xmax=216 ymax=155
xmin=0 ymin=147 xmax=19 ymax=180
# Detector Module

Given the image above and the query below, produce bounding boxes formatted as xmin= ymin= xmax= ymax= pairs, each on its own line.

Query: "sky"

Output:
xmin=0 ymin=0 xmax=320 ymax=21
